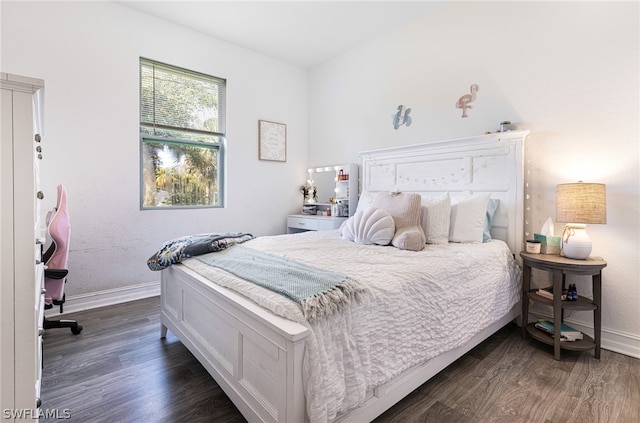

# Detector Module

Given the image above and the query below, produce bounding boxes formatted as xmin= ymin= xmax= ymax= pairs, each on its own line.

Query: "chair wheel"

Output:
xmin=71 ymin=325 xmax=83 ymax=335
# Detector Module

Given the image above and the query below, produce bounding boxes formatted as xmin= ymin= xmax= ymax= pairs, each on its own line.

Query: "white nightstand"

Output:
xmin=287 ymin=214 xmax=347 ymax=234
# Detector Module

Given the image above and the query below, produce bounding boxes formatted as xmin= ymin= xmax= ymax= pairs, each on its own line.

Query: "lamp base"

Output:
xmin=561 ymin=223 xmax=592 ymax=260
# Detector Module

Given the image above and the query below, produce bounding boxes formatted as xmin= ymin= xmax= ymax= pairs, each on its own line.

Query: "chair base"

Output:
xmin=44 ymin=317 xmax=83 ymax=335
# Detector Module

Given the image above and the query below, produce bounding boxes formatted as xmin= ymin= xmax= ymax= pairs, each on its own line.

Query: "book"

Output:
xmin=536 ymin=287 xmax=567 ymax=301
xmin=534 ymin=319 xmax=583 ymax=341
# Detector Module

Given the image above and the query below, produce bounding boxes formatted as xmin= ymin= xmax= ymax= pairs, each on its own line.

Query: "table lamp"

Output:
xmin=556 ymin=182 xmax=607 ymax=259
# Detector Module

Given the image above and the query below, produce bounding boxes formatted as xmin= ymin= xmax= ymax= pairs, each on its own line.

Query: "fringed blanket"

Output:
xmin=194 ymin=245 xmax=365 ymax=321
xmin=147 ymin=232 xmax=255 ymax=271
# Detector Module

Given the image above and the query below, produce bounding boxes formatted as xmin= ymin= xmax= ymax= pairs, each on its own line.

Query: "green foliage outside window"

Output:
xmin=140 ymin=58 xmax=225 ymax=208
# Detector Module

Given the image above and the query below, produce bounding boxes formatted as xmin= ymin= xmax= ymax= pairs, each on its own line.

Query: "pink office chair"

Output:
xmin=43 ymin=184 xmax=83 ymax=335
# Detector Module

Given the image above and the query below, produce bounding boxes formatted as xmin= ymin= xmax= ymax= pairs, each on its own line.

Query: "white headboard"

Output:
xmin=359 ymin=130 xmax=530 ymax=256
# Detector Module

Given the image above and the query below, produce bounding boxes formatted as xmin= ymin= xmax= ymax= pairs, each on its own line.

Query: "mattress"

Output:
xmin=181 ymin=229 xmax=521 ymax=422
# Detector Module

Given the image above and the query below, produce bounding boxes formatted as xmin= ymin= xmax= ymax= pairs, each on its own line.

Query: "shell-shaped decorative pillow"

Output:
xmin=341 ymin=207 xmax=395 ymax=246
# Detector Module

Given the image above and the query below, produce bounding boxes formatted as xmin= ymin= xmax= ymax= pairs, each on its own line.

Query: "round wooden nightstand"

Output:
xmin=520 ymin=252 xmax=607 ymax=360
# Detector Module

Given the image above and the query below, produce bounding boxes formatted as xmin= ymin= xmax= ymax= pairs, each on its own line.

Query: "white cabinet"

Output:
xmin=304 ymin=163 xmax=359 ymax=217
xmin=327 ymin=163 xmax=358 ymax=217
xmin=287 ymin=215 xmax=347 ymax=234
xmin=1 ymin=72 xmax=45 ymax=420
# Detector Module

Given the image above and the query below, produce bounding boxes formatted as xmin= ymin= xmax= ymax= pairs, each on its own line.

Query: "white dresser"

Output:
xmin=1 ymin=73 xmax=46 ymax=420
xmin=287 ymin=214 xmax=347 ymax=234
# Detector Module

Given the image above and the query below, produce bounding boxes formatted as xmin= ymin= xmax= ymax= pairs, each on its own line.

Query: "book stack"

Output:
xmin=536 ymin=287 xmax=567 ymax=301
xmin=534 ymin=319 xmax=583 ymax=341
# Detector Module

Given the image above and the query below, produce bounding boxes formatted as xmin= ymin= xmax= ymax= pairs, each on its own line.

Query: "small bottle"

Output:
xmin=568 ymin=284 xmax=577 ymax=301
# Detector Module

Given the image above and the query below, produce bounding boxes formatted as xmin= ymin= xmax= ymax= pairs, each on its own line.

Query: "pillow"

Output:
xmin=421 ymin=192 xmax=451 ymax=244
xmin=371 ymin=192 xmax=425 ymax=251
xmin=449 ymin=193 xmax=491 ymax=243
xmin=483 ymin=198 xmax=500 ymax=242
xmin=391 ymin=226 xmax=427 ymax=252
xmin=355 ymin=191 xmax=375 ymax=213
xmin=341 ymin=207 xmax=395 ymax=245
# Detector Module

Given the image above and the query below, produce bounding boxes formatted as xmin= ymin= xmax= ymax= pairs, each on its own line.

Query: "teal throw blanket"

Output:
xmin=195 ymin=245 xmax=364 ymax=321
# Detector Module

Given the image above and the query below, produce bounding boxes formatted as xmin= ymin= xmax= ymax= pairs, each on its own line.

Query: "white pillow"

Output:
xmin=421 ymin=192 xmax=451 ymax=244
xmin=356 ymin=191 xmax=375 ymax=213
xmin=341 ymin=207 xmax=395 ymax=245
xmin=449 ymin=193 xmax=491 ymax=243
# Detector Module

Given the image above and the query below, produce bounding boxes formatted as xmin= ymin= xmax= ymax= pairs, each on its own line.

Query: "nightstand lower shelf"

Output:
xmin=525 ymin=323 xmax=595 ymax=352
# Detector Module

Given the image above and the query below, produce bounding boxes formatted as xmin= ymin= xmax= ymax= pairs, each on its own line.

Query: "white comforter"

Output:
xmin=182 ymin=230 xmax=521 ymax=423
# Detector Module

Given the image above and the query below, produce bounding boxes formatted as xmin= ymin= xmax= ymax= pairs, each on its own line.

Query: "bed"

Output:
xmin=158 ymin=130 xmax=530 ymax=423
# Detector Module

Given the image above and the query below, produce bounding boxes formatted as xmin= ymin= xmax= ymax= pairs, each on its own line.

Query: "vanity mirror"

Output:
xmin=306 ymin=164 xmax=359 ymax=217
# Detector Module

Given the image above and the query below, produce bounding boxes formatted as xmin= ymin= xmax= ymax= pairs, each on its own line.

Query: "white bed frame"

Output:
xmin=160 ymin=130 xmax=530 ymax=423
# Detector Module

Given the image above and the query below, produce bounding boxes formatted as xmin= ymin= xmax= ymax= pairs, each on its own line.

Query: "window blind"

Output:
xmin=140 ymin=58 xmax=226 ymax=139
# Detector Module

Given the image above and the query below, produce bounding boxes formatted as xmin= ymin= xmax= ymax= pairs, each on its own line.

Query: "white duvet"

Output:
xmin=182 ymin=230 xmax=521 ymax=423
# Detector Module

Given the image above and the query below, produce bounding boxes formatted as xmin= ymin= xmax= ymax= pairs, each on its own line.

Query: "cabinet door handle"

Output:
xmin=37 ymin=191 xmax=44 ymax=200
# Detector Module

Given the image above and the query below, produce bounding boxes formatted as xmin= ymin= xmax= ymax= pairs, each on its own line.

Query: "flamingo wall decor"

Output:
xmin=455 ymin=84 xmax=479 ymax=118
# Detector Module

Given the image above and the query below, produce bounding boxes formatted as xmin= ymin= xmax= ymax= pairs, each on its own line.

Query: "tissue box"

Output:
xmin=534 ymin=234 xmax=562 ymax=255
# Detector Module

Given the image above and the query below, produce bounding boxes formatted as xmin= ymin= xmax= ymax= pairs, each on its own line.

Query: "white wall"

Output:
xmin=308 ymin=2 xmax=639 ymax=356
xmin=1 ymin=2 xmax=308 ymax=297
xmin=2 ymin=1 xmax=638 ymax=356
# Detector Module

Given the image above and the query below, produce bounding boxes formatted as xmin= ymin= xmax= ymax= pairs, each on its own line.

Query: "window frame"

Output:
xmin=139 ymin=57 xmax=226 ymax=210
xmin=139 ymin=134 xmax=225 ymax=210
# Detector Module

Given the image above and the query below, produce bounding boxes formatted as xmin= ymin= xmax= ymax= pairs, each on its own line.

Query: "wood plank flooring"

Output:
xmin=41 ymin=297 xmax=640 ymax=423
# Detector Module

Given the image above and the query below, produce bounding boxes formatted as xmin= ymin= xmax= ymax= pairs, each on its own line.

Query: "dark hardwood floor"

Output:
xmin=41 ymin=297 xmax=640 ymax=423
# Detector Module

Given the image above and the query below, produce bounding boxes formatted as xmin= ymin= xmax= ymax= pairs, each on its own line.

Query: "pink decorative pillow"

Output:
xmin=371 ymin=192 xmax=425 ymax=251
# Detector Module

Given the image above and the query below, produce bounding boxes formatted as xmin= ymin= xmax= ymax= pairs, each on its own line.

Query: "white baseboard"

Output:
xmin=46 ymin=281 xmax=160 ymax=316
xmin=527 ymin=309 xmax=640 ymax=359
xmin=566 ymin=320 xmax=640 ymax=360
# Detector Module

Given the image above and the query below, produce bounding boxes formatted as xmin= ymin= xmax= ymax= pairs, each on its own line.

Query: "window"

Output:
xmin=140 ymin=58 xmax=226 ymax=208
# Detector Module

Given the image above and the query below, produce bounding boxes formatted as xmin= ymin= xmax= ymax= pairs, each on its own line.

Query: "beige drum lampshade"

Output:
xmin=556 ymin=182 xmax=606 ymax=259
xmin=556 ymin=183 xmax=607 ymax=224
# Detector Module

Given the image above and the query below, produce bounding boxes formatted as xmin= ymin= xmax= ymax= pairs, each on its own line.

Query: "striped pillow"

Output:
xmin=421 ymin=192 xmax=451 ymax=245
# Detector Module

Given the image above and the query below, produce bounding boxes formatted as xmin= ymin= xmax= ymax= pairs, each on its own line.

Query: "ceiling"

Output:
xmin=117 ymin=1 xmax=445 ymax=68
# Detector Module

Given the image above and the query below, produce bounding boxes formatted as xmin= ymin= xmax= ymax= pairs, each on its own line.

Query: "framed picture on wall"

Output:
xmin=258 ymin=120 xmax=286 ymax=162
